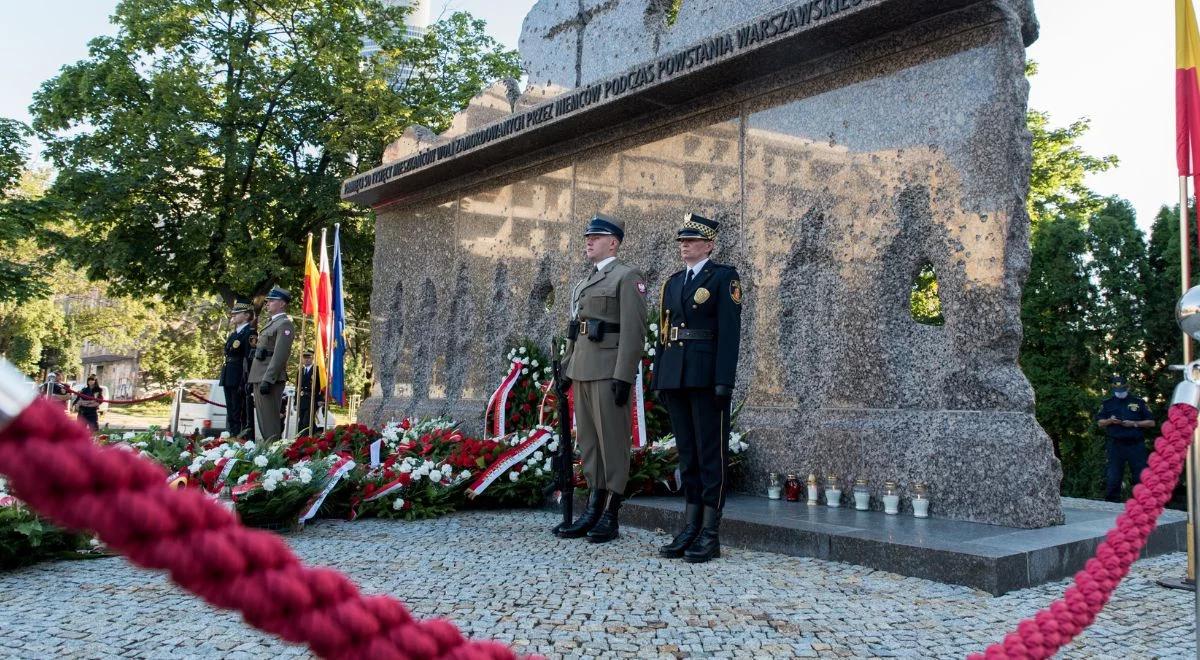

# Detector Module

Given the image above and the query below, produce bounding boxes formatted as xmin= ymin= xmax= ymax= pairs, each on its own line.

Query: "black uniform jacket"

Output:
xmin=218 ymin=323 xmax=254 ymax=387
xmin=652 ymin=261 xmax=742 ymax=390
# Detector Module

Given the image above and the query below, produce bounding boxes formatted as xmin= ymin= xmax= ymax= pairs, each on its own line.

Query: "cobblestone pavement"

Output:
xmin=0 ymin=509 xmax=1193 ymax=659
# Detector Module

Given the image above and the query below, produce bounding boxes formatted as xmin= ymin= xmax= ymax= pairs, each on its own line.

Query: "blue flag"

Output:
xmin=330 ymin=225 xmax=347 ymax=405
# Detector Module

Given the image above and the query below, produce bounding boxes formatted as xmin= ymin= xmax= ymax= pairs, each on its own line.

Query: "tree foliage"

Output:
xmin=31 ymin=0 xmax=520 ymax=314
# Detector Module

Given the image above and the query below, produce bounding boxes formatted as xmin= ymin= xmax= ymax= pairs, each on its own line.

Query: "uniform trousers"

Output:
xmin=1105 ymin=438 xmax=1149 ymax=502
xmin=224 ymin=384 xmax=245 ymax=436
xmin=574 ymin=378 xmax=631 ymax=494
xmin=661 ymin=388 xmax=730 ymax=509
xmin=252 ymin=381 xmax=286 ymax=441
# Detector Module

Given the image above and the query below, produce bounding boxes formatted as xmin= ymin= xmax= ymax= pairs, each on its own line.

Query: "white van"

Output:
xmin=170 ymin=379 xmax=228 ymax=436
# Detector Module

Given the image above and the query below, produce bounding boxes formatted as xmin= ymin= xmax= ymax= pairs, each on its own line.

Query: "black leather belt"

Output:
xmin=579 ymin=319 xmax=620 ymax=333
xmin=669 ymin=327 xmax=713 ymax=341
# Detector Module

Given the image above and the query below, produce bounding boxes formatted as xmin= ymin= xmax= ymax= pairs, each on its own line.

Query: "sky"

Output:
xmin=0 ymin=0 xmax=1178 ymax=231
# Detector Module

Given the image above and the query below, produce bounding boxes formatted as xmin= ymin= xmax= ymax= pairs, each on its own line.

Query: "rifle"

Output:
xmin=549 ymin=357 xmax=575 ymax=535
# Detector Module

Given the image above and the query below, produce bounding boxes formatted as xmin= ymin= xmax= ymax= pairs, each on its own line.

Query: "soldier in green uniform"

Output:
xmin=555 ymin=214 xmax=648 ymax=543
xmin=247 ymin=286 xmax=295 ymax=441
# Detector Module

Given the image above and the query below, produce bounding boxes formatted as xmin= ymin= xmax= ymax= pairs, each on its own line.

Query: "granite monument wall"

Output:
xmin=345 ymin=0 xmax=1062 ymax=528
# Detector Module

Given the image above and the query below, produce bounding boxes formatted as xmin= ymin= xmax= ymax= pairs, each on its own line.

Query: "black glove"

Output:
xmin=258 ymin=381 xmax=272 ymax=395
xmin=714 ymin=384 xmax=733 ymax=400
xmin=612 ymin=379 xmax=632 ymax=406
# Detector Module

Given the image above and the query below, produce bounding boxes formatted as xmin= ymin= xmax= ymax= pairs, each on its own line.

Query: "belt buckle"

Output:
xmin=669 ymin=326 xmax=679 ymax=342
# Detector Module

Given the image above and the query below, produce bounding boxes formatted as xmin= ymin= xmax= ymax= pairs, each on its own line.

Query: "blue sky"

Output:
xmin=0 ymin=1 xmax=1176 ymax=231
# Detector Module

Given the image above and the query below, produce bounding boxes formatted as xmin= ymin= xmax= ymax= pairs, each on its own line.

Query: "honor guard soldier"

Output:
xmin=653 ymin=213 xmax=742 ymax=563
xmin=219 ymin=297 xmax=255 ymax=436
xmin=248 ymin=286 xmax=295 ymax=441
xmin=298 ymin=349 xmax=324 ymax=436
xmin=555 ymin=213 xmax=648 ymax=543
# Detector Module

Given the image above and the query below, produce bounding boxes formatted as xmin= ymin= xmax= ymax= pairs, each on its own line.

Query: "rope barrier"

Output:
xmin=183 ymin=389 xmax=227 ymax=409
xmin=0 ymin=398 xmax=524 ymax=660
xmin=62 ymin=384 xmax=173 ymax=406
xmin=970 ymin=402 xmax=1199 ymax=659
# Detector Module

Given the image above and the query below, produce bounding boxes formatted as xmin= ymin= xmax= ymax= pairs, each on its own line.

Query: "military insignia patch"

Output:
xmin=232 ymin=340 xmax=240 ymax=348
xmin=694 ymin=288 xmax=711 ymax=304
xmin=637 ymin=281 xmax=647 ymax=297
xmin=730 ymin=280 xmax=743 ymax=305
xmin=1128 ymin=403 xmax=1139 ymax=412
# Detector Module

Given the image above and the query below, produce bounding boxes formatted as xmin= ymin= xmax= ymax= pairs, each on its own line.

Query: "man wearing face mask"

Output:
xmin=1095 ymin=375 xmax=1154 ymax=502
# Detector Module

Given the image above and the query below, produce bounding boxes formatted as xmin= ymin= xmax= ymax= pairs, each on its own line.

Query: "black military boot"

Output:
xmin=683 ymin=506 xmax=721 ymax=563
xmin=658 ymin=501 xmax=703 ymax=558
xmin=556 ymin=489 xmax=606 ymax=538
xmin=586 ymin=492 xmax=623 ymax=543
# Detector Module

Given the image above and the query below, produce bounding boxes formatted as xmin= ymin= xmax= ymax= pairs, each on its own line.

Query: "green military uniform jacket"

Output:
xmin=564 ymin=259 xmax=648 ymax=384
xmin=247 ymin=313 xmax=295 ymax=385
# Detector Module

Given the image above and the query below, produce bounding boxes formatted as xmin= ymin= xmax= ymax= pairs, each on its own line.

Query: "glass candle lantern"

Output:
xmin=825 ymin=474 xmax=842 ymax=507
xmin=853 ymin=478 xmax=870 ymax=510
xmin=882 ymin=481 xmax=901 ymax=515
xmin=768 ymin=473 xmax=783 ymax=500
xmin=784 ymin=474 xmax=801 ymax=502
xmin=806 ymin=473 xmax=820 ymax=506
xmin=911 ymin=481 xmax=930 ymax=518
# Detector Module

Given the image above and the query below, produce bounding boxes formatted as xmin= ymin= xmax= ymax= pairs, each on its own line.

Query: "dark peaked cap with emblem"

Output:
xmin=583 ymin=213 xmax=625 ymax=241
xmin=229 ymin=296 xmax=253 ymax=315
xmin=264 ymin=286 xmax=291 ymax=302
xmin=677 ymin=213 xmax=719 ymax=241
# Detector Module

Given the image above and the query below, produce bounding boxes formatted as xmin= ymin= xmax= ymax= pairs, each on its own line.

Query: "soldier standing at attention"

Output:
xmin=653 ymin=213 xmax=743 ymax=563
xmin=219 ymin=297 xmax=255 ymax=436
xmin=248 ymin=287 xmax=295 ymax=442
xmin=555 ymin=213 xmax=648 ymax=543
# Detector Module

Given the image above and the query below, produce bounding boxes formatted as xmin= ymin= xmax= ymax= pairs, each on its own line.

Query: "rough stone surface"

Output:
xmin=0 ymin=511 xmax=1193 ymax=659
xmin=359 ymin=1 xmax=1061 ymax=527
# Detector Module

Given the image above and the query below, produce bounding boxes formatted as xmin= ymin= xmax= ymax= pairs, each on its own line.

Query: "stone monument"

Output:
xmin=342 ymin=0 xmax=1062 ymax=528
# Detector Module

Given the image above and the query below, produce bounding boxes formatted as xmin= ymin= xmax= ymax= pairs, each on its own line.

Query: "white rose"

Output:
xmin=392 ymin=498 xmax=405 ymax=511
xmin=522 ymin=368 xmax=529 ymax=375
xmin=399 ymin=463 xmax=413 ymax=474
xmin=459 ymin=470 xmax=472 ymax=481
xmin=254 ymin=455 xmax=269 ymax=467
xmin=547 ymin=441 xmax=559 ymax=452
xmin=133 ymin=441 xmax=148 ymax=448
xmin=535 ymin=468 xmax=544 ymax=476
xmin=298 ymin=470 xmax=313 ymax=484
xmin=223 ymin=450 xmax=236 ymax=459
xmin=411 ymin=471 xmax=423 ymax=482
xmin=644 ymin=342 xmax=651 ymax=352
xmin=543 ymin=459 xmax=553 ymax=471
xmin=429 ymin=470 xmax=443 ymax=482
xmin=122 ymin=432 xmax=135 ymax=440
xmin=648 ymin=348 xmax=656 ymax=357
xmin=262 ymin=479 xmax=278 ymax=492
xmin=237 ymin=475 xmax=249 ymax=485
xmin=220 ymin=431 xmax=231 ymax=439
xmin=509 ymin=471 xmax=520 ymax=482
xmin=179 ymin=451 xmax=191 ymax=459
xmin=532 ymin=451 xmax=544 ymax=461
xmin=242 ymin=441 xmax=256 ymax=452
xmin=531 ymin=360 xmax=539 ymax=367
xmin=650 ymin=323 xmax=658 ymax=332
xmin=519 ymin=347 xmax=527 ymax=354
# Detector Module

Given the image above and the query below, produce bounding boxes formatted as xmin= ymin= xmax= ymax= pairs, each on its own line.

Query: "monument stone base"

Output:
xmin=617 ymin=495 xmax=1186 ymax=596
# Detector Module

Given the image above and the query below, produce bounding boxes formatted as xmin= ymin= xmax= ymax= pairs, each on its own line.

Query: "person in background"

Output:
xmin=75 ymin=374 xmax=103 ymax=431
xmin=41 ymin=369 xmax=70 ymax=410
xmin=1095 ymin=375 xmax=1155 ymax=502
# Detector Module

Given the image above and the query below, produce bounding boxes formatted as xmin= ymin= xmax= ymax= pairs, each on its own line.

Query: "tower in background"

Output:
xmin=362 ymin=0 xmax=433 ymax=85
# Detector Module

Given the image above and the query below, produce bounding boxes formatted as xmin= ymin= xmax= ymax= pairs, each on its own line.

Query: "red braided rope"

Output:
xmin=63 ymin=384 xmax=174 ymax=406
xmin=0 ymin=399 xmax=525 ymax=660
xmin=971 ymin=402 xmax=1199 ymax=660
xmin=184 ymin=389 xmax=228 ymax=409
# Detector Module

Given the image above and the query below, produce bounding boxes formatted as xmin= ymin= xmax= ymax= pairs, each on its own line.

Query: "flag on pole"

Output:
xmin=316 ymin=229 xmax=333 ymax=388
xmin=330 ymin=225 xmax=347 ymax=405
xmin=1178 ymin=0 xmax=1200 ymax=176
xmin=302 ymin=234 xmax=327 ymax=387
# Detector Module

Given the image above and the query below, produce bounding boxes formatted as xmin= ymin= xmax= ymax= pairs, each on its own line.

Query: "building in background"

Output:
xmin=361 ymin=0 xmax=433 ymax=85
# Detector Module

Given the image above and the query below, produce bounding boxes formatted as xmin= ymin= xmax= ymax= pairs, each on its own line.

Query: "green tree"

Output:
xmin=31 ymin=0 xmax=520 ymax=314
xmin=1144 ymin=203 xmax=1199 ymax=411
xmin=1021 ymin=215 xmax=1102 ymax=497
xmin=1088 ymin=197 xmax=1149 ymax=387
xmin=0 ymin=119 xmax=54 ymax=303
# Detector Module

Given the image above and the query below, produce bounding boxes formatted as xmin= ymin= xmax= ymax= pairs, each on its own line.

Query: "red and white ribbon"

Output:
xmin=362 ymin=477 xmax=407 ymax=503
xmin=536 ymin=379 xmax=556 ymax=426
xmin=299 ymin=456 xmax=356 ymax=523
xmin=230 ymin=480 xmax=259 ymax=501
xmin=212 ymin=458 xmax=239 ymax=492
xmin=630 ymin=363 xmax=647 ymax=449
xmin=485 ymin=360 xmax=523 ymax=438
xmin=466 ymin=428 xmax=552 ymax=498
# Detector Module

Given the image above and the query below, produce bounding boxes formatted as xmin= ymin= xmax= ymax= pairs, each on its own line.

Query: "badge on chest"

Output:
xmin=694 ymin=288 xmax=711 ymax=304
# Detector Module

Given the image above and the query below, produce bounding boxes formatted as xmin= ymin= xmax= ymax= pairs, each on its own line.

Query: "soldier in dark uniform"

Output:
xmin=1095 ymin=375 xmax=1155 ymax=502
xmin=219 ymin=297 xmax=255 ymax=436
xmin=297 ymin=349 xmax=324 ymax=436
xmin=653 ymin=213 xmax=743 ymax=563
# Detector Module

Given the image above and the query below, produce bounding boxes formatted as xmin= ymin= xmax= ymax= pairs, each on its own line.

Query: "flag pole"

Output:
xmin=293 ymin=310 xmax=308 ymax=438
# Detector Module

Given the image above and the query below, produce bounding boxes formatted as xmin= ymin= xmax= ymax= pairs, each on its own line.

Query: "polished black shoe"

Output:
xmin=555 ymin=489 xmax=606 ymax=538
xmin=586 ymin=492 xmax=624 ymax=543
xmin=683 ymin=506 xmax=721 ymax=563
xmin=659 ymin=501 xmax=703 ymax=558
